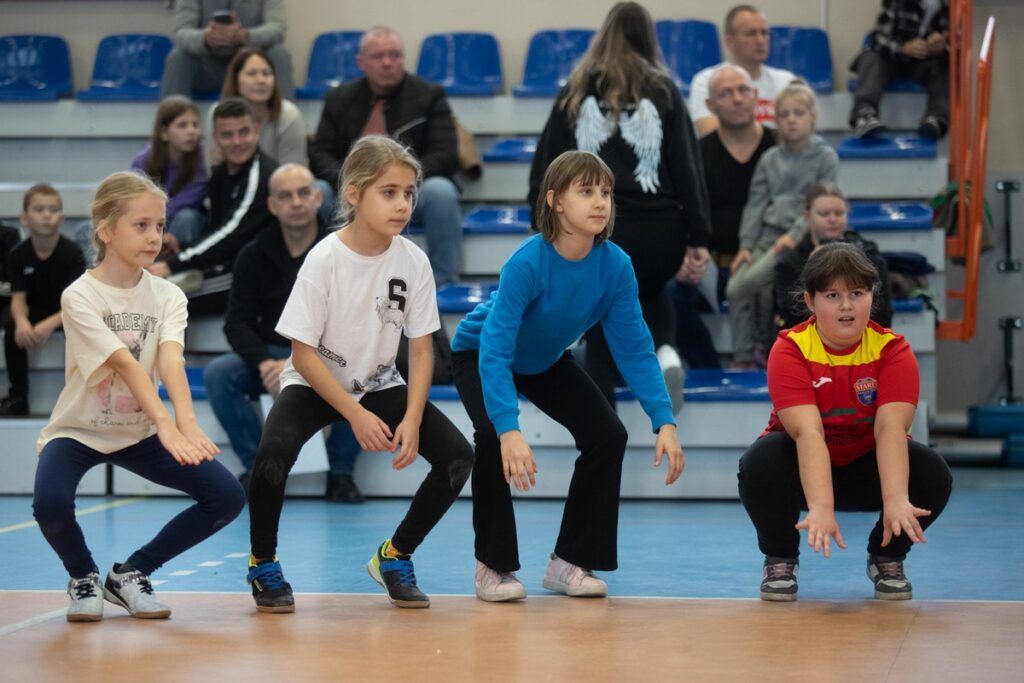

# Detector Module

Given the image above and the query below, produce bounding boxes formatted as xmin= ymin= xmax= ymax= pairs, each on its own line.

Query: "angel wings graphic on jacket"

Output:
xmin=574 ymin=95 xmax=663 ymax=194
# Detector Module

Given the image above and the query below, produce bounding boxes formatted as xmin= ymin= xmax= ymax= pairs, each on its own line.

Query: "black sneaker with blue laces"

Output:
xmin=367 ymin=539 xmax=430 ymax=608
xmin=247 ymin=557 xmax=295 ymax=613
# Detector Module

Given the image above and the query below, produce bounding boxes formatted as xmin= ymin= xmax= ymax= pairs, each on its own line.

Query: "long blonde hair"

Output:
xmin=561 ymin=2 xmax=673 ymax=123
xmin=90 ymin=171 xmax=166 ymax=264
xmin=336 ymin=135 xmax=422 ymax=226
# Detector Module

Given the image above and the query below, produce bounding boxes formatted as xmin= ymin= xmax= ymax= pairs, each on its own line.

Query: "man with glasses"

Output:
xmin=309 ymin=25 xmax=463 ymax=286
xmin=203 ymin=163 xmax=364 ymax=503
xmin=687 ymin=5 xmax=797 ymax=136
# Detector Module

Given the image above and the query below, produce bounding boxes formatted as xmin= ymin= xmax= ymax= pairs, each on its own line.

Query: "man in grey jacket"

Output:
xmin=161 ymin=0 xmax=294 ymax=98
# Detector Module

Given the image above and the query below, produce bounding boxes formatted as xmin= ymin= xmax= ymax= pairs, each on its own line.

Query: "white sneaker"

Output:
xmin=103 ymin=564 xmax=171 ymax=619
xmin=66 ymin=572 xmax=103 ymax=622
xmin=542 ymin=553 xmax=607 ymax=597
xmin=475 ymin=561 xmax=527 ymax=602
xmin=657 ymin=344 xmax=685 ymax=415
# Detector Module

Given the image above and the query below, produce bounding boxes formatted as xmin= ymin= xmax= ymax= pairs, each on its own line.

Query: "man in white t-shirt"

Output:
xmin=688 ymin=5 xmax=798 ymax=137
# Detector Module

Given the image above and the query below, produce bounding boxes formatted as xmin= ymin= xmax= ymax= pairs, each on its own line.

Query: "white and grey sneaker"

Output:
xmin=66 ymin=572 xmax=104 ymax=622
xmin=103 ymin=564 xmax=171 ymax=618
xmin=867 ymin=555 xmax=912 ymax=600
xmin=760 ymin=557 xmax=799 ymax=602
xmin=657 ymin=344 xmax=685 ymax=415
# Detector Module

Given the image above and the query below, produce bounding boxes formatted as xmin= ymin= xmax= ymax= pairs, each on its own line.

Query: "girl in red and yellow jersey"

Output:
xmin=738 ymin=241 xmax=952 ymax=602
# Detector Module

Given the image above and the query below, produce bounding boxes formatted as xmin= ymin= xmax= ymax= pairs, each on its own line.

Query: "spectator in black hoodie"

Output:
xmin=203 ymin=164 xmax=363 ymax=503
xmin=150 ymin=98 xmax=277 ymax=313
xmin=775 ymin=181 xmax=893 ymax=330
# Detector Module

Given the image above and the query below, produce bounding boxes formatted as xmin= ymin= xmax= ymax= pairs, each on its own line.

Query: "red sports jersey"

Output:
xmin=762 ymin=318 xmax=919 ymax=465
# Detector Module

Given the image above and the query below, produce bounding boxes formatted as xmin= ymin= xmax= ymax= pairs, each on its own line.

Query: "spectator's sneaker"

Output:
xmin=542 ymin=553 xmax=608 ymax=597
xmin=246 ymin=557 xmax=295 ymax=613
xmin=326 ymin=473 xmax=364 ymax=504
xmin=367 ymin=540 xmax=430 ymax=608
xmin=657 ymin=344 xmax=685 ymax=415
xmin=103 ymin=563 xmax=171 ymax=618
xmin=854 ymin=113 xmax=886 ymax=139
xmin=917 ymin=115 xmax=947 ymax=140
xmin=867 ymin=555 xmax=913 ymax=600
xmin=66 ymin=571 xmax=103 ymax=622
xmin=760 ymin=557 xmax=799 ymax=602
xmin=475 ymin=561 xmax=527 ymax=602
xmin=0 ymin=394 xmax=29 ymax=417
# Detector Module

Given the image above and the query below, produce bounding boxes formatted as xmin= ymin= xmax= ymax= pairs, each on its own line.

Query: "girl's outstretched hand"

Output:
xmin=157 ymin=421 xmax=208 ymax=466
xmin=654 ymin=424 xmax=684 ymax=485
xmin=350 ymin=406 xmax=394 ymax=452
xmin=178 ymin=420 xmax=220 ymax=460
xmin=881 ymin=498 xmax=931 ymax=547
xmin=390 ymin=417 xmax=421 ymax=470
xmin=499 ymin=430 xmax=537 ymax=492
xmin=796 ymin=508 xmax=848 ymax=558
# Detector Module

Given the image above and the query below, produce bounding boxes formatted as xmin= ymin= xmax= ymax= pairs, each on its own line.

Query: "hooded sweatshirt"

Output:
xmin=737 ymin=134 xmax=839 ymax=252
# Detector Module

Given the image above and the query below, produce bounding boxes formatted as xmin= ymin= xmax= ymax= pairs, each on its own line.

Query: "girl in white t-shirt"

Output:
xmin=33 ymin=171 xmax=245 ymax=623
xmin=245 ymin=136 xmax=473 ymax=612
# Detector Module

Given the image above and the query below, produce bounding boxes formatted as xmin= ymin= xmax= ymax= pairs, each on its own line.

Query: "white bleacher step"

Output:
xmin=0 ymin=417 xmax=106 ymax=494
xmin=0 ymin=92 xmax=928 ymax=139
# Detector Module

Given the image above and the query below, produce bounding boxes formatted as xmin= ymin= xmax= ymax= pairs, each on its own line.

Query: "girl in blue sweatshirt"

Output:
xmin=451 ymin=151 xmax=684 ymax=603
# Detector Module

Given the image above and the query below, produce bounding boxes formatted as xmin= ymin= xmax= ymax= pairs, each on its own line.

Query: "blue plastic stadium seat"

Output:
xmin=655 ymin=19 xmax=721 ymax=96
xmin=767 ymin=26 xmax=833 ymax=93
xmin=436 ymin=282 xmax=498 ymax=313
xmin=891 ymin=298 xmax=926 ymax=313
xmin=416 ymin=32 xmax=503 ymax=96
xmin=0 ymin=35 xmax=72 ymax=101
xmin=483 ymin=137 xmax=537 ymax=163
xmin=837 ymin=135 xmax=936 ymax=160
xmin=513 ymin=29 xmax=594 ymax=98
xmin=428 ymin=385 xmax=462 ymax=401
xmin=463 ymin=205 xmax=531 ymax=234
xmin=684 ymin=369 xmax=770 ymax=402
xmin=77 ymin=34 xmax=172 ymax=101
xmin=848 ymin=202 xmax=933 ymax=231
xmin=158 ymin=366 xmax=207 ymax=401
xmin=296 ymin=31 xmax=363 ymax=100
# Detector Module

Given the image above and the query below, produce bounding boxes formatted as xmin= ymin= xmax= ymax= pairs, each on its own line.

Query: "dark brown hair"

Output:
xmin=145 ymin=95 xmax=201 ymax=197
xmin=534 ymin=151 xmax=615 ymax=244
xmin=23 ymin=183 xmax=61 ymax=212
xmin=561 ymin=2 xmax=672 ymax=123
xmin=801 ymin=241 xmax=879 ymax=297
xmin=221 ymin=47 xmax=282 ymax=121
xmin=212 ymin=96 xmax=255 ymax=123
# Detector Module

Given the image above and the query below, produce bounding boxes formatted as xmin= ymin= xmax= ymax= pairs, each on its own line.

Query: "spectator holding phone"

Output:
xmin=161 ymin=0 xmax=294 ymax=99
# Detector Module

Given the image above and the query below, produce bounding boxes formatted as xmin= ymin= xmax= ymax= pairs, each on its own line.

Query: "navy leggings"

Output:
xmin=33 ymin=435 xmax=245 ymax=579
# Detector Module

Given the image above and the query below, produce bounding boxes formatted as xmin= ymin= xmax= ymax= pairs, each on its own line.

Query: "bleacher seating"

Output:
xmin=482 ymin=137 xmax=537 ymax=162
xmin=848 ymin=201 xmax=933 ymax=231
xmin=837 ymin=134 xmax=937 ymax=159
xmin=0 ymin=35 xmax=73 ymax=101
xmin=655 ymin=19 xmax=721 ymax=95
xmin=767 ymin=26 xmax=833 ymax=93
xmin=848 ymin=32 xmax=926 ymax=93
xmin=77 ymin=34 xmax=172 ymax=102
xmin=513 ymin=29 xmax=594 ymax=98
xmin=295 ymin=30 xmax=364 ymax=100
xmin=416 ymin=32 xmax=503 ymax=96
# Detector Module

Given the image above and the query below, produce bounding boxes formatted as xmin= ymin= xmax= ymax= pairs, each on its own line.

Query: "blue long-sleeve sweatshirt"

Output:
xmin=451 ymin=233 xmax=675 ymax=435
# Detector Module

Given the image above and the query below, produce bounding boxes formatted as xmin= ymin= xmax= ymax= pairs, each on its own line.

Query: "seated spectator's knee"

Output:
xmin=163 ymin=48 xmax=196 ymax=73
xmin=264 ymin=44 xmax=293 ymax=72
xmin=202 ymin=353 xmax=248 ymax=398
xmin=419 ymin=176 xmax=460 ymax=206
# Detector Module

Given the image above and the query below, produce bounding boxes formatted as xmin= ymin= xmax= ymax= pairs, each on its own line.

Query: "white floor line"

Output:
xmin=223 ymin=553 xmax=248 ymax=559
xmin=0 ymin=609 xmax=66 ymax=637
xmin=0 ymin=497 xmax=145 ymax=534
xmin=197 ymin=561 xmax=223 ymax=567
xmin=168 ymin=570 xmax=196 ymax=576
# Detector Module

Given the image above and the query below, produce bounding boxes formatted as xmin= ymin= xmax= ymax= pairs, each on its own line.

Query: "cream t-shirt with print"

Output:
xmin=276 ymin=233 xmax=440 ymax=401
xmin=38 ymin=270 xmax=188 ymax=454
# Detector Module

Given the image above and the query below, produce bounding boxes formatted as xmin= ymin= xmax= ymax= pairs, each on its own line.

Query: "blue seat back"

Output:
xmin=514 ymin=29 xmax=593 ymax=97
xmin=767 ymin=26 xmax=833 ymax=92
xmin=838 ymin=135 xmax=937 ymax=160
xmin=848 ymin=201 xmax=933 ymax=231
xmin=297 ymin=31 xmax=363 ymax=99
xmin=79 ymin=34 xmax=172 ymax=100
xmin=482 ymin=137 xmax=537 ymax=163
xmin=436 ymin=283 xmax=499 ymax=313
xmin=0 ymin=34 xmax=72 ymax=100
xmin=655 ymin=20 xmax=721 ymax=96
xmin=463 ymin=205 xmax=531 ymax=234
xmin=416 ymin=32 xmax=503 ymax=96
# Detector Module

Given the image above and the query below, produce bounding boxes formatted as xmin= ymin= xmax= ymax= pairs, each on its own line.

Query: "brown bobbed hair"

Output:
xmin=534 ymin=150 xmax=615 ymax=244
